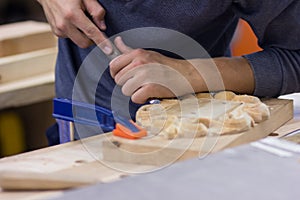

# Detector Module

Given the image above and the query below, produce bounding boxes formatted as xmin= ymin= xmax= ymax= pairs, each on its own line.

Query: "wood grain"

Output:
xmin=0 ymin=21 xmax=56 ymax=57
xmin=0 ymin=48 xmax=56 ymax=84
xmin=0 ymin=160 xmax=155 ymax=190
xmin=0 ymin=73 xmax=54 ymax=109
xmin=0 ymin=99 xmax=293 ymax=193
xmin=0 ymin=48 xmax=57 ymax=109
xmin=102 ymin=99 xmax=293 ymax=166
xmin=0 ymin=134 xmax=155 ymax=191
xmin=0 ymin=101 xmax=297 ymax=199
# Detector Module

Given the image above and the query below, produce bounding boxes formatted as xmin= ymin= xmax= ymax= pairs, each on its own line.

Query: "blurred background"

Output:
xmin=0 ymin=0 xmax=46 ymax=25
xmin=0 ymin=0 xmax=54 ymax=158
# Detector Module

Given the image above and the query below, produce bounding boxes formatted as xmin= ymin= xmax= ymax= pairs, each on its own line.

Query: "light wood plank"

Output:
xmin=0 ymin=75 xmax=55 ymax=109
xmin=0 ymin=48 xmax=57 ymax=84
xmin=0 ymin=47 xmax=57 ymax=108
xmin=0 ymin=21 xmax=57 ymax=57
xmin=102 ymin=99 xmax=293 ymax=166
xmin=0 ymin=102 xmax=298 ymax=199
xmin=0 ymin=134 xmax=155 ymax=191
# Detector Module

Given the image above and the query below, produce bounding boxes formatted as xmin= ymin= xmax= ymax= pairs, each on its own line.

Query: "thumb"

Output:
xmin=114 ymin=36 xmax=132 ymax=54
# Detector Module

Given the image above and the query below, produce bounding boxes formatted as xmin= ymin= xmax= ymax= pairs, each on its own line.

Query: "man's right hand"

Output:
xmin=37 ymin=0 xmax=112 ymax=53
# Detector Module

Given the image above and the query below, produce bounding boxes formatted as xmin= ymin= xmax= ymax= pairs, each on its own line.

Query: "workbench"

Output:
xmin=0 ymin=94 xmax=299 ymax=200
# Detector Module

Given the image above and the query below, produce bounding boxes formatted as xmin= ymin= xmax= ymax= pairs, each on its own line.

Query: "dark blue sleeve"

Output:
xmin=233 ymin=0 xmax=300 ymax=97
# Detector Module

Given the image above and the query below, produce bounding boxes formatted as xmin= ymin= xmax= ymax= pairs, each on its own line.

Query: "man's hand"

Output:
xmin=37 ymin=0 xmax=112 ymax=52
xmin=110 ymin=37 xmax=204 ymax=104
xmin=110 ymin=37 xmax=255 ymax=104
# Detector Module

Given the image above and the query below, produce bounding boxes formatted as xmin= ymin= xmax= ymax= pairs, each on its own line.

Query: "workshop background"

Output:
xmin=0 ymin=0 xmax=54 ymax=157
xmin=0 ymin=0 xmax=264 ymax=158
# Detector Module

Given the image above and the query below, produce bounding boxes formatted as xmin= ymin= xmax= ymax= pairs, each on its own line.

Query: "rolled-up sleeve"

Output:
xmin=233 ymin=0 xmax=300 ymax=97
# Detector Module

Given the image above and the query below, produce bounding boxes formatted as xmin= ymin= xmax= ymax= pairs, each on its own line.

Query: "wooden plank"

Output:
xmin=0 ymin=135 xmax=101 ymax=173
xmin=0 ymin=161 xmax=155 ymax=190
xmin=0 ymin=134 xmax=155 ymax=191
xmin=0 ymin=47 xmax=57 ymax=84
xmin=0 ymin=108 xmax=298 ymax=199
xmin=0 ymin=72 xmax=54 ymax=94
xmin=0 ymin=47 xmax=57 ymax=109
xmin=0 ymin=21 xmax=57 ymax=57
xmin=0 ymin=171 xmax=96 ymax=190
xmin=0 ymin=190 xmax=62 ymax=200
xmin=0 ymin=72 xmax=54 ymax=109
xmin=102 ymin=99 xmax=293 ymax=166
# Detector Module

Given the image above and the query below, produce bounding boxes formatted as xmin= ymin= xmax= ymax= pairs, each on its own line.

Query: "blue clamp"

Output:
xmin=53 ymin=98 xmax=115 ymax=133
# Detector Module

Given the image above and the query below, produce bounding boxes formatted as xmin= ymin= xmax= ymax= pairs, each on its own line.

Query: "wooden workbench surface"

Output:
xmin=0 ymin=117 xmax=299 ymax=200
xmin=0 ymin=132 xmax=158 ymax=199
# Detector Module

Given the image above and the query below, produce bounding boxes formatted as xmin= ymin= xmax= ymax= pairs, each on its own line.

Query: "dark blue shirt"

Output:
xmin=55 ymin=0 xmax=300 ymax=118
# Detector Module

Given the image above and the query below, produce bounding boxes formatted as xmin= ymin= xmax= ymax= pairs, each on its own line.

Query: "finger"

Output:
xmin=41 ymin=5 xmax=67 ymax=37
xmin=71 ymin=9 xmax=112 ymax=53
xmin=131 ymin=84 xmax=174 ymax=104
xmin=83 ymin=0 xmax=106 ymax=30
xmin=67 ymin=25 xmax=93 ymax=48
xmin=115 ymin=63 xmax=149 ymax=86
xmin=121 ymin=76 xmax=141 ymax=96
xmin=114 ymin=36 xmax=132 ymax=54
xmin=130 ymin=85 xmax=154 ymax=104
xmin=110 ymin=54 xmax=134 ymax=78
xmin=114 ymin=61 xmax=141 ymax=84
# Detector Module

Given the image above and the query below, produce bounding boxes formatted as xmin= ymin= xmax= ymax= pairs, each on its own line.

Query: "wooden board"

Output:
xmin=0 ymin=48 xmax=57 ymax=109
xmin=0 ymin=73 xmax=54 ymax=109
xmin=0 ymin=21 xmax=57 ymax=109
xmin=102 ymin=99 xmax=293 ymax=166
xmin=0 ymin=161 xmax=155 ymax=190
xmin=0 ymin=112 xmax=299 ymax=200
xmin=0 ymin=21 xmax=57 ymax=57
xmin=0 ymin=48 xmax=56 ymax=84
xmin=0 ymin=133 xmax=155 ymax=192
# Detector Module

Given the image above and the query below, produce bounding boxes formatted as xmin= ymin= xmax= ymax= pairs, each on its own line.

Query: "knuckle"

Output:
xmin=121 ymin=86 xmax=130 ymax=96
xmin=92 ymin=7 xmax=105 ymax=17
xmin=110 ymin=65 xmax=116 ymax=75
xmin=143 ymin=83 xmax=153 ymax=93
xmin=109 ymin=64 xmax=115 ymax=73
xmin=114 ymin=76 xmax=121 ymax=85
xmin=53 ymin=29 xmax=64 ymax=37
xmin=84 ymin=25 xmax=97 ymax=37
xmin=115 ymin=73 xmax=127 ymax=86
xmin=64 ymin=10 xmax=74 ymax=20
xmin=99 ymin=6 xmax=106 ymax=13
xmin=133 ymin=48 xmax=145 ymax=56
xmin=133 ymin=59 xmax=146 ymax=67
xmin=56 ymin=22 xmax=67 ymax=32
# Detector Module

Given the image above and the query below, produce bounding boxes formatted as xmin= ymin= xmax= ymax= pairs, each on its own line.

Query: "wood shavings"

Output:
xmin=136 ymin=91 xmax=270 ymax=139
xmin=214 ymin=91 xmax=236 ymax=101
xmin=195 ymin=93 xmax=213 ymax=99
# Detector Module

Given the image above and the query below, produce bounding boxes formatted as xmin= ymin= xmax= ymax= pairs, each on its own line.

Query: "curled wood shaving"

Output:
xmin=136 ymin=91 xmax=270 ymax=139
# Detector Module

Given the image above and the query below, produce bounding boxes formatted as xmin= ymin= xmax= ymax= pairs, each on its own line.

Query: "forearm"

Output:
xmin=187 ymin=57 xmax=255 ymax=94
xmin=213 ymin=57 xmax=254 ymax=94
xmin=190 ymin=48 xmax=300 ymax=97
